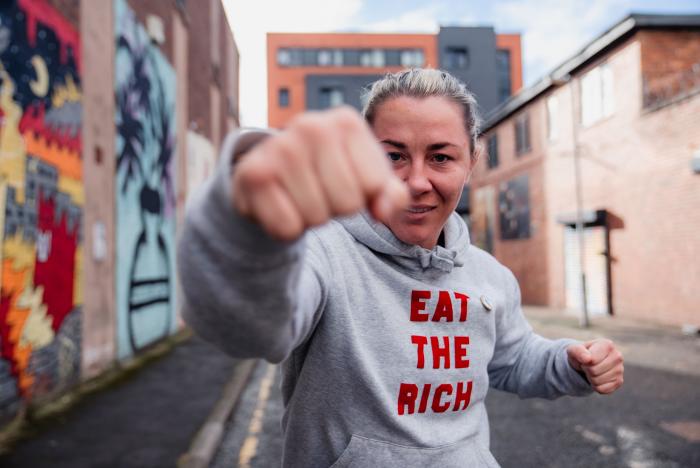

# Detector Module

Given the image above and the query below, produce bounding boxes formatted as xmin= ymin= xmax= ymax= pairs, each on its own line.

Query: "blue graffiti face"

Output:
xmin=114 ymin=0 xmax=177 ymax=357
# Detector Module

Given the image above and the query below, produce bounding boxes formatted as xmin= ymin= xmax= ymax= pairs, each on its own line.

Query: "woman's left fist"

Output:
xmin=567 ymin=339 xmax=624 ymax=394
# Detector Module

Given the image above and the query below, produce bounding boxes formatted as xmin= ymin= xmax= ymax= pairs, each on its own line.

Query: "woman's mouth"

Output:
xmin=406 ymin=205 xmax=436 ymax=214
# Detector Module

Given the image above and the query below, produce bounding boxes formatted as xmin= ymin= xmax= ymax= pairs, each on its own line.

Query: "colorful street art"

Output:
xmin=0 ymin=0 xmax=82 ymax=418
xmin=115 ymin=0 xmax=177 ymax=358
xmin=498 ymin=175 xmax=531 ymax=240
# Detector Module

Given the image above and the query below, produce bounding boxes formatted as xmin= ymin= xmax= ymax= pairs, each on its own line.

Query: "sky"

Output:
xmin=222 ymin=0 xmax=700 ymax=127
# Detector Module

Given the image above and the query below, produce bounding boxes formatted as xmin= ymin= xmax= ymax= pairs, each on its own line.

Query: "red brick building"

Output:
xmin=471 ymin=14 xmax=700 ymax=327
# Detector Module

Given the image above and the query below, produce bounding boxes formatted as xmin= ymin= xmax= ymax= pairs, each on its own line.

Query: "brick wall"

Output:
xmin=185 ymin=0 xmax=238 ymax=148
xmin=472 ymin=104 xmax=550 ymax=305
xmin=639 ymin=30 xmax=700 ymax=94
xmin=477 ymin=31 xmax=700 ymax=327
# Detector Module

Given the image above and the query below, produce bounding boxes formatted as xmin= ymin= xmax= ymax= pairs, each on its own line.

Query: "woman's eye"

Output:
xmin=387 ymin=152 xmax=403 ymax=162
xmin=432 ymin=153 xmax=451 ymax=163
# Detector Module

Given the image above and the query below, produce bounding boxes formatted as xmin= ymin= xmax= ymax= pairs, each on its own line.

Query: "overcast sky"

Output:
xmin=222 ymin=0 xmax=700 ymax=127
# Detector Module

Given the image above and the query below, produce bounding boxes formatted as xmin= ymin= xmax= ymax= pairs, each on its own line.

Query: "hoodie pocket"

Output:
xmin=328 ymin=434 xmax=500 ymax=468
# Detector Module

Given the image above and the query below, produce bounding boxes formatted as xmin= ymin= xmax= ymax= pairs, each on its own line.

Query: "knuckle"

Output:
xmin=238 ymin=158 xmax=275 ymax=188
xmin=276 ymin=137 xmax=309 ymax=168
xmin=332 ymin=192 xmax=364 ymax=216
xmin=272 ymin=220 xmax=303 ymax=242
xmin=305 ymin=205 xmax=331 ymax=226
xmin=333 ymin=106 xmax=364 ymax=132
xmin=292 ymin=113 xmax=324 ymax=137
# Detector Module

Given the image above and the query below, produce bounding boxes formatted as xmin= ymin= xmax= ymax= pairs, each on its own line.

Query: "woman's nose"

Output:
xmin=405 ymin=163 xmax=431 ymax=195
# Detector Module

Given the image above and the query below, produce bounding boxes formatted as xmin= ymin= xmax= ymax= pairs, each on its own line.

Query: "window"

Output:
xmin=546 ymin=96 xmax=559 ymax=141
xmin=487 ymin=135 xmax=499 ymax=169
xmin=444 ymin=47 xmax=469 ymax=69
xmin=359 ymin=50 xmax=372 ymax=67
xmin=580 ymin=63 xmax=614 ymax=126
xmin=496 ymin=49 xmax=511 ymax=103
xmin=515 ymin=113 xmax=531 ymax=155
xmin=277 ymin=49 xmax=292 ymax=66
xmin=302 ymin=49 xmax=317 ymax=65
xmin=371 ymin=49 xmax=385 ymax=67
xmin=278 ymin=88 xmax=289 ymax=107
xmin=400 ymin=49 xmax=424 ymax=67
xmin=332 ymin=49 xmax=343 ymax=66
xmin=319 ymin=87 xmax=344 ymax=108
xmin=318 ymin=49 xmax=333 ymax=66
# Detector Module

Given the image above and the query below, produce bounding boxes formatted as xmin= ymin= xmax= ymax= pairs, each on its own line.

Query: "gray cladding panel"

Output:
xmin=305 ymin=74 xmax=384 ymax=111
xmin=438 ymin=27 xmax=499 ymax=113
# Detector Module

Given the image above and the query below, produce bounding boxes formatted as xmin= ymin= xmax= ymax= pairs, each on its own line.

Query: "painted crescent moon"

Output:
xmin=29 ymin=55 xmax=49 ymax=97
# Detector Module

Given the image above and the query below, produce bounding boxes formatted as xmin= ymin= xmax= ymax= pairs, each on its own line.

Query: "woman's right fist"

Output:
xmin=232 ymin=107 xmax=409 ymax=241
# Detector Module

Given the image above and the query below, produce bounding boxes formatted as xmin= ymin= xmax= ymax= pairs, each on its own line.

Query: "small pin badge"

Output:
xmin=480 ymin=295 xmax=493 ymax=312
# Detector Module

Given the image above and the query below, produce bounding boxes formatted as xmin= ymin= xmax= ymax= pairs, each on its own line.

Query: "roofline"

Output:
xmin=481 ymin=13 xmax=700 ymax=132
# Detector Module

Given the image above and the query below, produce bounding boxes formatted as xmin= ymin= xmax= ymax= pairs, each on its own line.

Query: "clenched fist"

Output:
xmin=232 ymin=107 xmax=410 ymax=241
xmin=567 ymin=339 xmax=624 ymax=394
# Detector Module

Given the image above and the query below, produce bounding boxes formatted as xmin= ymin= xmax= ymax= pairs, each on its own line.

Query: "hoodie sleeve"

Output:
xmin=487 ymin=267 xmax=592 ymax=399
xmin=177 ymin=130 xmax=329 ymax=363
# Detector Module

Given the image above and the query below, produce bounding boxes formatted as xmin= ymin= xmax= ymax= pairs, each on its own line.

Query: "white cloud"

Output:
xmin=361 ymin=5 xmax=441 ymax=33
xmin=492 ymin=0 xmax=634 ymax=85
xmin=223 ymin=0 xmax=363 ymax=127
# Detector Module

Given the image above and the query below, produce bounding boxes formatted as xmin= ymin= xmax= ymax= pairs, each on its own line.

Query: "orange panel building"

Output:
xmin=268 ymin=28 xmax=522 ymax=128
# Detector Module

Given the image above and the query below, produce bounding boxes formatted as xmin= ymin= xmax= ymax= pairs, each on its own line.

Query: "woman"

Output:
xmin=178 ymin=69 xmax=624 ymax=467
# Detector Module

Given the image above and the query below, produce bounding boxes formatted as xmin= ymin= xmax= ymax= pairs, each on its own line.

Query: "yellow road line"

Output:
xmin=239 ymin=363 xmax=277 ymax=468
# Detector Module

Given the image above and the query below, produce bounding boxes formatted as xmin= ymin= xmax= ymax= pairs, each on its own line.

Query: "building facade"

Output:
xmin=267 ymin=27 xmax=522 ymax=129
xmin=471 ymin=14 xmax=700 ymax=327
xmin=0 ymin=0 xmax=238 ymax=425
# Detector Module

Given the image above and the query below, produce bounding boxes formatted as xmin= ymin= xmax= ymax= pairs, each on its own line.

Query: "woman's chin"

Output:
xmin=392 ymin=228 xmax=438 ymax=249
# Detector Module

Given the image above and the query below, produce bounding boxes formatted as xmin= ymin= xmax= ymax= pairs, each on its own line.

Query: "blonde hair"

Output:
xmin=362 ymin=68 xmax=482 ymax=161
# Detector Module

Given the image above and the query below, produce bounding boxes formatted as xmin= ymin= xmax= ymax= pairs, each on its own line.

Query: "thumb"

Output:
xmin=567 ymin=343 xmax=593 ymax=371
xmin=371 ymin=176 xmax=409 ymax=223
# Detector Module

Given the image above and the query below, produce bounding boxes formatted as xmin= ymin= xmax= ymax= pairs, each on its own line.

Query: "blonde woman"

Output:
xmin=178 ymin=69 xmax=624 ymax=467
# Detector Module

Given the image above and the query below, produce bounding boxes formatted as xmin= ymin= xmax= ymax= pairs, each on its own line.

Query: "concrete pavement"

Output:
xmin=523 ymin=306 xmax=700 ymax=377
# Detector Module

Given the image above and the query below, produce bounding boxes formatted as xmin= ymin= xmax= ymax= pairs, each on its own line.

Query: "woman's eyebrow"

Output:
xmin=381 ymin=139 xmax=407 ymax=149
xmin=427 ymin=142 xmax=458 ymax=150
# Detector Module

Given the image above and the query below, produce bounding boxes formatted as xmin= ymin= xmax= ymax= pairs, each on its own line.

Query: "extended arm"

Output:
xmin=178 ymin=131 xmax=329 ymax=362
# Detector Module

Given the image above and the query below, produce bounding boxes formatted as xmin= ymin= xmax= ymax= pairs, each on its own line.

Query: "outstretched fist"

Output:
xmin=567 ymin=339 xmax=624 ymax=394
xmin=232 ymin=107 xmax=410 ymax=241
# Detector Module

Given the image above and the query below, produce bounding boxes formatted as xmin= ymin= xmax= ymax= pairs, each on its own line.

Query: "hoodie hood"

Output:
xmin=337 ymin=211 xmax=471 ymax=273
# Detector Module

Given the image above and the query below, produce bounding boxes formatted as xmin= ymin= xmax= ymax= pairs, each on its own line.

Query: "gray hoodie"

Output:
xmin=178 ymin=130 xmax=592 ymax=468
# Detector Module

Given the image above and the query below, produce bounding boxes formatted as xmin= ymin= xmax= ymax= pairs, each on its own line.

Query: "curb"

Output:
xmin=179 ymin=359 xmax=258 ymax=468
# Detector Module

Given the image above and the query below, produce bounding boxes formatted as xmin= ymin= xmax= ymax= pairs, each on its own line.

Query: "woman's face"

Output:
xmin=371 ymin=95 xmax=474 ymax=249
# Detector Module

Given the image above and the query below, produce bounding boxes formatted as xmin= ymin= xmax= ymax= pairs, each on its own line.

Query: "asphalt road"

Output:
xmin=0 ymin=336 xmax=239 ymax=468
xmin=212 ymin=360 xmax=700 ymax=467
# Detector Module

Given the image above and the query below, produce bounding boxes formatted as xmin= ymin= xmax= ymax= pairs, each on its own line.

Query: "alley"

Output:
xmin=212 ymin=345 xmax=700 ymax=467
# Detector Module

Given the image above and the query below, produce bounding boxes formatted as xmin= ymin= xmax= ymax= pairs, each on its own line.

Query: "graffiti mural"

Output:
xmin=115 ymin=0 xmax=177 ymax=358
xmin=0 ymin=0 xmax=82 ymax=418
xmin=498 ymin=174 xmax=531 ymax=240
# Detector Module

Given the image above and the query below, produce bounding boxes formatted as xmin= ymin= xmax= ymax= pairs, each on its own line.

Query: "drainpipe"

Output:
xmin=553 ymin=74 xmax=589 ymax=328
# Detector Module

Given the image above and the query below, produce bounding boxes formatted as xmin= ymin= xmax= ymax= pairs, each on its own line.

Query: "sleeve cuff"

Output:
xmin=558 ymin=340 xmax=594 ymax=396
xmin=185 ymin=128 xmax=302 ymax=262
